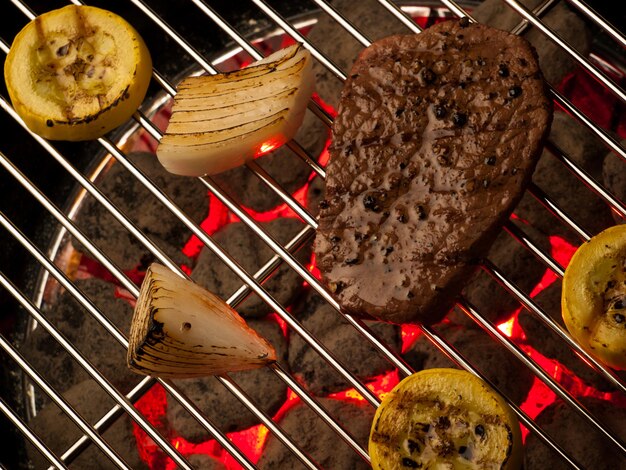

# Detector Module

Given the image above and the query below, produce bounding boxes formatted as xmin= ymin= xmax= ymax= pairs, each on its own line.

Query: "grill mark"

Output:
xmin=162 ymin=118 xmax=286 ymax=148
xmin=170 ymin=88 xmax=298 ymax=122
xmin=163 ymin=108 xmax=289 ymax=137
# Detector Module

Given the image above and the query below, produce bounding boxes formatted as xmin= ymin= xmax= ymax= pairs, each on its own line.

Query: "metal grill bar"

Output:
xmin=0 ymin=20 xmax=382 ymax=468
xmin=0 ymin=253 xmax=192 ymax=468
xmin=502 ymin=0 xmax=626 ymax=103
xmin=565 ymin=0 xmax=626 ymax=47
xmin=59 ymin=378 xmax=156 ymax=466
xmin=0 ymin=327 xmax=131 ymax=469
xmin=419 ymin=325 xmax=584 ymax=470
xmin=78 ymin=0 xmax=416 ymax=383
xmin=0 ymin=102 xmax=347 ymax=469
xmin=239 ymin=0 xmax=626 ymax=460
xmin=0 ymin=395 xmax=68 ymax=469
xmin=1 ymin=0 xmax=625 ymax=468
xmin=458 ymin=297 xmax=626 ymax=455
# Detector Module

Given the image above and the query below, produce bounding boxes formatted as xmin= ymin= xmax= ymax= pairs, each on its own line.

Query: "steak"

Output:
xmin=315 ymin=19 xmax=552 ymax=325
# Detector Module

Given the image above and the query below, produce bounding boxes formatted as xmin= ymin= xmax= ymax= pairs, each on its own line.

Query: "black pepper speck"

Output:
xmin=452 ymin=112 xmax=467 ymax=127
xmin=508 ymin=86 xmax=522 ymax=98
xmin=434 ymin=104 xmax=447 ymax=119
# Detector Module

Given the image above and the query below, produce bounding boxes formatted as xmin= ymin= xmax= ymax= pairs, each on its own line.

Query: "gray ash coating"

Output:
xmin=167 ymin=318 xmax=288 ymax=438
xmin=514 ymin=112 xmax=613 ymax=244
xmin=192 ymin=218 xmax=311 ymax=318
xmin=73 ymin=151 xmax=208 ymax=270
xmin=315 ymin=19 xmax=552 ymax=324
xmin=447 ymin=222 xmax=550 ymax=327
xmin=257 ymin=398 xmax=374 ymax=470
xmin=26 ymin=380 xmax=147 ymax=469
xmin=603 ymin=139 xmax=626 ymax=225
xmin=524 ymin=397 xmax=626 ymax=469
xmin=403 ymin=324 xmax=534 ymax=405
xmin=20 ymin=278 xmax=137 ymax=408
xmin=288 ymin=289 xmax=401 ymax=395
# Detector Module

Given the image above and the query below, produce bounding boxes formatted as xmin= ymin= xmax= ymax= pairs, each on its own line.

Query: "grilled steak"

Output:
xmin=315 ymin=19 xmax=552 ymax=325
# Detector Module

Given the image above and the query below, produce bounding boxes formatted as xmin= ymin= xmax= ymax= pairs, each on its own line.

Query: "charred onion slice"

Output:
xmin=369 ymin=368 xmax=522 ymax=470
xmin=156 ymin=44 xmax=314 ymax=176
xmin=127 ymin=263 xmax=276 ymax=378
xmin=4 ymin=5 xmax=152 ymax=141
xmin=562 ymin=225 xmax=626 ymax=370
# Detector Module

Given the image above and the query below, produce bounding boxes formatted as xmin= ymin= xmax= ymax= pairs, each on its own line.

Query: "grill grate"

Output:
xmin=0 ymin=0 xmax=625 ymax=468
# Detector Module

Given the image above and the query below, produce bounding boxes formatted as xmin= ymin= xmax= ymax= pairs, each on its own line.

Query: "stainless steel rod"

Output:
xmin=420 ymin=325 xmax=584 ymax=470
xmin=0 ymin=397 xmax=69 ymax=469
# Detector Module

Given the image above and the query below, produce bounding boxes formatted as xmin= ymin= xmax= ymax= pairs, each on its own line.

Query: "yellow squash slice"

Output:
xmin=369 ymin=368 xmax=522 ymax=470
xmin=4 ymin=5 xmax=152 ymax=141
xmin=562 ymin=224 xmax=626 ymax=370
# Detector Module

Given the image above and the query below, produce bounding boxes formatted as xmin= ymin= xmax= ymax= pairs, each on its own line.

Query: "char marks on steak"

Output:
xmin=315 ymin=19 xmax=552 ymax=325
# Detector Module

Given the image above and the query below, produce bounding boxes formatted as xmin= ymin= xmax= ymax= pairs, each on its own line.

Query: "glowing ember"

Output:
xmin=257 ymin=140 xmax=281 ymax=157
xmin=497 ymin=316 xmax=516 ymax=338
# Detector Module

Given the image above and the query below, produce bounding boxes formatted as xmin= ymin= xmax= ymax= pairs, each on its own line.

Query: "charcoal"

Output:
xmin=213 ymin=110 xmax=328 ymax=213
xmin=524 ymin=397 xmax=626 ymax=469
xmin=257 ymin=397 xmax=373 ymax=470
xmin=447 ymin=223 xmax=549 ymax=327
xmin=288 ymin=290 xmax=401 ymax=395
xmin=602 ymin=139 xmax=626 ymax=224
xmin=182 ymin=455 xmax=226 ymax=470
xmin=306 ymin=175 xmax=326 ymax=218
xmin=518 ymin=282 xmax=626 ymax=391
xmin=74 ymin=151 xmax=208 ymax=269
xmin=403 ymin=324 xmax=534 ymax=405
xmin=472 ymin=0 xmax=590 ymax=85
xmin=514 ymin=112 xmax=613 ymax=243
xmin=167 ymin=318 xmax=288 ymax=439
xmin=306 ymin=0 xmax=408 ymax=108
xmin=192 ymin=218 xmax=311 ymax=318
xmin=20 ymin=278 xmax=137 ymax=408
xmin=26 ymin=380 xmax=147 ymax=469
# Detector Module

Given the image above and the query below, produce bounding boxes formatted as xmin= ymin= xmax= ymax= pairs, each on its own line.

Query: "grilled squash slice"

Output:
xmin=369 ymin=368 xmax=522 ymax=470
xmin=4 ymin=5 xmax=152 ymax=141
xmin=562 ymin=225 xmax=626 ymax=370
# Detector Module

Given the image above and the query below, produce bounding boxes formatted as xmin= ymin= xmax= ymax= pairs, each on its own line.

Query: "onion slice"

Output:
xmin=156 ymin=43 xmax=315 ymax=176
xmin=127 ymin=263 xmax=276 ymax=378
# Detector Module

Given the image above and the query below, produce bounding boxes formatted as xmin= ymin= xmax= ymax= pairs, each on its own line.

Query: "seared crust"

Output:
xmin=315 ymin=19 xmax=552 ymax=324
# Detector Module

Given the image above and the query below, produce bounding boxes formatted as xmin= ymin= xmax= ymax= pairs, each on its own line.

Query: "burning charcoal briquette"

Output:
xmin=525 ymin=397 xmax=626 ymax=469
xmin=192 ymin=218 xmax=311 ymax=318
xmin=183 ymin=455 xmax=226 ymax=470
xmin=257 ymin=398 xmax=374 ymax=470
xmin=518 ymin=282 xmax=626 ymax=391
xmin=472 ymin=0 xmax=590 ymax=85
xmin=447 ymin=223 xmax=549 ymax=327
xmin=403 ymin=324 xmax=534 ymax=405
xmin=602 ymin=139 xmax=626 ymax=224
xmin=167 ymin=318 xmax=287 ymax=439
xmin=288 ymin=290 xmax=401 ymax=395
xmin=26 ymin=380 xmax=147 ymax=469
xmin=514 ymin=112 xmax=613 ymax=243
xmin=306 ymin=0 xmax=407 ymax=107
xmin=73 ymin=151 xmax=208 ymax=269
xmin=213 ymin=111 xmax=328 ymax=212
xmin=20 ymin=278 xmax=137 ymax=408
